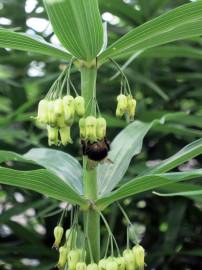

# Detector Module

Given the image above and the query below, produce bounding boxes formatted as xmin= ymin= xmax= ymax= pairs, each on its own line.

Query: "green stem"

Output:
xmin=80 ymin=63 xmax=100 ymax=263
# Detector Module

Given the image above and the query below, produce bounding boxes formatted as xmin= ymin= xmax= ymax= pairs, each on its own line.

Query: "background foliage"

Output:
xmin=0 ymin=0 xmax=202 ymax=269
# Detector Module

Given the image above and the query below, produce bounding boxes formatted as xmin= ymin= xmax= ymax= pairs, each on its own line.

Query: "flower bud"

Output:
xmin=63 ymin=95 xmax=75 ymax=125
xmin=76 ymin=262 xmax=87 ymax=270
xmin=123 ymin=249 xmax=135 ymax=270
xmin=132 ymin=245 xmax=145 ymax=270
xmin=37 ymin=99 xmax=49 ymax=124
xmin=85 ymin=116 xmax=97 ymax=142
xmin=59 ymin=126 xmax=73 ymax=145
xmin=57 ymin=246 xmax=68 ymax=268
xmin=115 ymin=257 xmax=125 ymax=270
xmin=127 ymin=96 xmax=136 ymax=121
xmin=79 ymin=118 xmax=86 ymax=139
xmin=68 ymin=249 xmax=81 ymax=270
xmin=117 ymin=94 xmax=127 ymax=111
xmin=48 ymin=101 xmax=57 ymax=126
xmin=47 ymin=125 xmax=58 ymax=146
xmin=106 ymin=261 xmax=118 ymax=270
xmin=98 ymin=259 xmax=107 ymax=270
xmin=75 ymin=96 xmax=85 ymax=117
xmin=54 ymin=98 xmax=64 ymax=117
xmin=53 ymin=225 xmax=64 ymax=249
xmin=87 ymin=263 xmax=99 ymax=270
xmin=96 ymin=117 xmax=107 ymax=140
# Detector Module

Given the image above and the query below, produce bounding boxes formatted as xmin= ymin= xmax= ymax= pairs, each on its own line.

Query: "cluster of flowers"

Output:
xmin=54 ymin=226 xmax=145 ymax=270
xmin=36 ymin=95 xmax=85 ymax=146
xmin=79 ymin=116 xmax=107 ymax=143
xmin=116 ymin=94 xmax=136 ymax=121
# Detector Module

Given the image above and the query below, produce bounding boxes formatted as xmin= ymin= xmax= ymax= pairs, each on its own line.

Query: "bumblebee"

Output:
xmin=81 ymin=138 xmax=110 ymax=162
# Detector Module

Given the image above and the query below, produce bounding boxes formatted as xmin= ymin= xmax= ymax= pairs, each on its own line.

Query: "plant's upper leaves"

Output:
xmin=0 ymin=28 xmax=70 ymax=59
xmin=43 ymin=0 xmax=103 ymax=61
xmin=0 ymin=167 xmax=87 ymax=207
xmin=99 ymin=1 xmax=202 ymax=62
xmin=96 ymin=170 xmax=202 ymax=209
xmin=24 ymin=148 xmax=83 ymax=194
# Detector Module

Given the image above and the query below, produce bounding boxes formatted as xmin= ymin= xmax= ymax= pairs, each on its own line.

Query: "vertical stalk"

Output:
xmin=80 ymin=63 xmax=100 ymax=262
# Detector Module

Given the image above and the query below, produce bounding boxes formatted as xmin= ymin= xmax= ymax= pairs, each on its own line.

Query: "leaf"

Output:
xmin=43 ymin=0 xmax=103 ymax=61
xmin=99 ymin=1 xmax=202 ymax=62
xmin=0 ymin=28 xmax=70 ymax=59
xmin=141 ymin=45 xmax=202 ymax=60
xmin=96 ymin=170 xmax=202 ymax=209
xmin=144 ymin=138 xmax=202 ymax=175
xmin=0 ymin=167 xmax=87 ymax=207
xmin=97 ymin=114 xmax=176 ymax=196
xmin=24 ymin=148 xmax=83 ymax=194
xmin=99 ymin=0 xmax=142 ymax=25
xmin=97 ymin=120 xmax=153 ymax=196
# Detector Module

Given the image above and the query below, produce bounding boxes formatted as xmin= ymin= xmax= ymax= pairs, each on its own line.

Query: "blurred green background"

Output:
xmin=0 ymin=0 xmax=202 ymax=269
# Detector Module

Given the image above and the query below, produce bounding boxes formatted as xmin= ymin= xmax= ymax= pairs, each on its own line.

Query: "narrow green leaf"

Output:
xmin=144 ymin=139 xmax=202 ymax=175
xmin=0 ymin=28 xmax=70 ymax=59
xmin=96 ymin=170 xmax=202 ymax=209
xmin=0 ymin=167 xmax=87 ymax=207
xmin=43 ymin=0 xmax=103 ymax=61
xmin=24 ymin=148 xmax=83 ymax=194
xmin=141 ymin=45 xmax=202 ymax=60
xmin=99 ymin=1 xmax=202 ymax=62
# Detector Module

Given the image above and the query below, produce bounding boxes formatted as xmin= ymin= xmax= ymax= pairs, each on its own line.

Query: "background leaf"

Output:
xmin=43 ymin=0 xmax=103 ymax=61
xmin=0 ymin=167 xmax=87 ymax=207
xmin=96 ymin=170 xmax=202 ymax=209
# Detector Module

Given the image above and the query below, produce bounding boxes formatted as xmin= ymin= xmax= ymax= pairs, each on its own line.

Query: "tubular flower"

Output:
xmin=87 ymin=263 xmax=99 ymax=270
xmin=106 ymin=260 xmax=118 ymax=270
xmin=123 ymin=249 xmax=135 ymax=270
xmin=85 ymin=116 xmax=97 ymax=142
xmin=115 ymin=257 xmax=125 ymax=270
xmin=76 ymin=262 xmax=87 ymax=270
xmin=63 ymin=95 xmax=75 ymax=125
xmin=53 ymin=225 xmax=64 ymax=249
xmin=127 ymin=96 xmax=136 ymax=121
xmin=68 ymin=249 xmax=81 ymax=270
xmin=48 ymin=100 xmax=57 ymax=126
xmin=37 ymin=99 xmax=49 ymax=124
xmin=96 ymin=117 xmax=107 ymax=140
xmin=75 ymin=96 xmax=85 ymax=117
xmin=116 ymin=94 xmax=127 ymax=117
xmin=54 ymin=98 xmax=64 ymax=117
xmin=59 ymin=126 xmax=73 ymax=145
xmin=57 ymin=246 xmax=68 ymax=269
xmin=132 ymin=245 xmax=145 ymax=270
xmin=98 ymin=258 xmax=107 ymax=270
xmin=47 ymin=126 xmax=59 ymax=146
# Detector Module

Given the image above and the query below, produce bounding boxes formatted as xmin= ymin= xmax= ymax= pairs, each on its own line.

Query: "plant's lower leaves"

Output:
xmin=96 ymin=170 xmax=202 ymax=209
xmin=0 ymin=167 xmax=87 ymax=207
xmin=97 ymin=114 xmax=181 ymax=196
xmin=0 ymin=148 xmax=83 ymax=194
xmin=24 ymin=148 xmax=83 ymax=194
xmin=97 ymin=120 xmax=152 ymax=196
xmin=0 ymin=28 xmax=70 ymax=59
xmin=154 ymin=190 xmax=202 ymax=197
